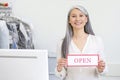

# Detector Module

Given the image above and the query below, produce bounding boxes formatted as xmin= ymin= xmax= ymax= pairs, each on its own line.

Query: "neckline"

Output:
xmin=71 ymin=34 xmax=90 ymax=53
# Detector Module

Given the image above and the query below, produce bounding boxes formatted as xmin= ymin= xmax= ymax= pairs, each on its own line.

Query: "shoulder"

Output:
xmin=89 ymin=34 xmax=104 ymax=48
xmin=89 ymin=34 xmax=103 ymax=42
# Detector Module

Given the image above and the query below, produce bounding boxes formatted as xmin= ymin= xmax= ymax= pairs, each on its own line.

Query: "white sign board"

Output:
xmin=67 ymin=54 xmax=99 ymax=67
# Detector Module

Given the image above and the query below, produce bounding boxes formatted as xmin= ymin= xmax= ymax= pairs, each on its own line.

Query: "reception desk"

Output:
xmin=0 ymin=49 xmax=49 ymax=80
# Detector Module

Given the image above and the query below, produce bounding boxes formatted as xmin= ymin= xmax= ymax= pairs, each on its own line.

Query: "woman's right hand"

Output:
xmin=57 ymin=58 xmax=67 ymax=72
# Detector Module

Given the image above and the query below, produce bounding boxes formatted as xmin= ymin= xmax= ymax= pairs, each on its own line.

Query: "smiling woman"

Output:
xmin=69 ymin=8 xmax=88 ymax=30
xmin=69 ymin=8 xmax=89 ymax=52
xmin=55 ymin=5 xmax=107 ymax=80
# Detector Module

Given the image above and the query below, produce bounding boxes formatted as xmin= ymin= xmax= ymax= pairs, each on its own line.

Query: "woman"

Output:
xmin=55 ymin=5 xmax=107 ymax=80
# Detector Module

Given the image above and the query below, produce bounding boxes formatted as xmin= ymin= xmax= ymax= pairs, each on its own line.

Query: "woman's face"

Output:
xmin=69 ymin=8 xmax=88 ymax=30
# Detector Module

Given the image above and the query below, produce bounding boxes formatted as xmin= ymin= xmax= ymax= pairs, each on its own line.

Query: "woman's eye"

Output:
xmin=80 ymin=15 xmax=83 ymax=17
xmin=72 ymin=16 xmax=76 ymax=17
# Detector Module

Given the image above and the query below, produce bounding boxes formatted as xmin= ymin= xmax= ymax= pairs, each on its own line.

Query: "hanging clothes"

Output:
xmin=6 ymin=22 xmax=19 ymax=49
xmin=0 ymin=16 xmax=34 ymax=49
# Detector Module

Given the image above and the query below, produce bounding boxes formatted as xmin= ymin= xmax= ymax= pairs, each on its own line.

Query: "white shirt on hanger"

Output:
xmin=0 ymin=20 xmax=9 ymax=48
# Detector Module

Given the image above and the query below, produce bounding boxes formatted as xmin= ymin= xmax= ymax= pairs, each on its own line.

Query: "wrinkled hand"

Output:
xmin=97 ymin=60 xmax=105 ymax=73
xmin=57 ymin=58 xmax=67 ymax=72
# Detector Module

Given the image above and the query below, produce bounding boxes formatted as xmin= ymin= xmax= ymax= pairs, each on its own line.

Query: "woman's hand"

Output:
xmin=57 ymin=58 xmax=67 ymax=72
xmin=97 ymin=60 xmax=105 ymax=73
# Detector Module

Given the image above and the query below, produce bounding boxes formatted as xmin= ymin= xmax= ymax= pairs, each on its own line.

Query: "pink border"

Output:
xmin=67 ymin=54 xmax=99 ymax=67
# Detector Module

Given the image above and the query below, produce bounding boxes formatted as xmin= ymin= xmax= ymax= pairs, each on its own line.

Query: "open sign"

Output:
xmin=67 ymin=54 xmax=99 ymax=67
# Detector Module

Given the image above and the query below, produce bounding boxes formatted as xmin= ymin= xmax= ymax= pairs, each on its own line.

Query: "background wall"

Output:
xmin=11 ymin=0 xmax=120 ymax=78
xmin=12 ymin=0 xmax=120 ymax=64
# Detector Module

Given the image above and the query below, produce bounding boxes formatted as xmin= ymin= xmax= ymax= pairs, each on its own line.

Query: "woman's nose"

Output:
xmin=76 ymin=16 xmax=80 ymax=21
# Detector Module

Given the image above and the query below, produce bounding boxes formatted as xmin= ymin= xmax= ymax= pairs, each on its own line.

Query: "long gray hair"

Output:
xmin=61 ymin=5 xmax=95 ymax=58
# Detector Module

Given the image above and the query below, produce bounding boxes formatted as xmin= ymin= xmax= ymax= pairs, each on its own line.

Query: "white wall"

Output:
xmin=11 ymin=0 xmax=120 ymax=74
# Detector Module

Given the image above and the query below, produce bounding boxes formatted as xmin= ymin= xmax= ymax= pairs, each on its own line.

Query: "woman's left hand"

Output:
xmin=97 ymin=60 xmax=105 ymax=73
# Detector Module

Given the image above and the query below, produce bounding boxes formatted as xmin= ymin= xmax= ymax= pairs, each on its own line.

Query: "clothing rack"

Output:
xmin=0 ymin=2 xmax=34 ymax=49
